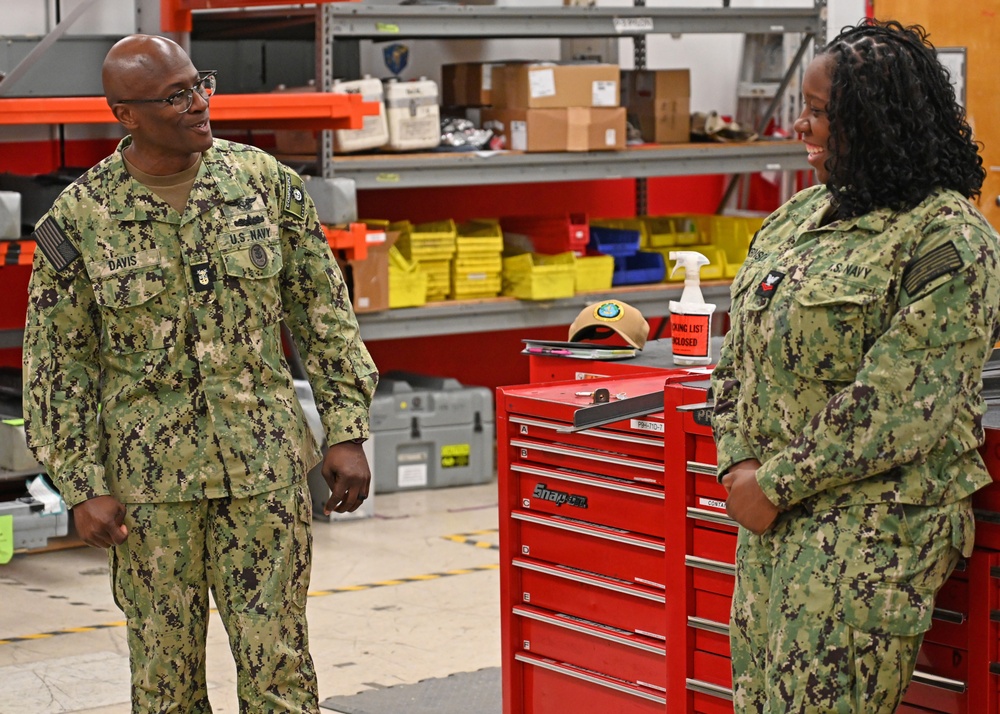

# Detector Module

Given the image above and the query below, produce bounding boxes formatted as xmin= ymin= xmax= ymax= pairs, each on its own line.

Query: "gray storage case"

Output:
xmin=370 ymin=372 xmax=495 ymax=493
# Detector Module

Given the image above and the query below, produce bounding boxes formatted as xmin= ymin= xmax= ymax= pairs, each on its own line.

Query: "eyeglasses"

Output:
xmin=117 ymin=71 xmax=218 ymax=114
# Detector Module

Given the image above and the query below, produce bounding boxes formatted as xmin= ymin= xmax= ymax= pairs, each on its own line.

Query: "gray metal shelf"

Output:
xmin=329 ymin=140 xmax=809 ymax=190
xmin=327 ymin=5 xmax=823 ymax=39
xmin=356 ymin=281 xmax=732 ymax=341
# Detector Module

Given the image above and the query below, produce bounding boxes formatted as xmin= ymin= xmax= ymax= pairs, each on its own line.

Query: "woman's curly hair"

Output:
xmin=819 ymin=19 xmax=984 ymax=218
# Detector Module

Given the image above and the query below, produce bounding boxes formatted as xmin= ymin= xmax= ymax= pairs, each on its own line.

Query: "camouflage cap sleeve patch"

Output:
xmin=281 ymin=170 xmax=306 ymax=220
xmin=902 ymin=241 xmax=964 ymax=297
xmin=33 ymin=216 xmax=81 ymax=273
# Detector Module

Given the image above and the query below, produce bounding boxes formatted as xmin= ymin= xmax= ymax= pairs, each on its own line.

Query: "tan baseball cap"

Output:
xmin=568 ymin=300 xmax=650 ymax=350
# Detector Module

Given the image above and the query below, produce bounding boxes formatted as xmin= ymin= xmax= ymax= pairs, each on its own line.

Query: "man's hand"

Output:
xmin=322 ymin=441 xmax=372 ymax=515
xmin=721 ymin=459 xmax=778 ymax=535
xmin=73 ymin=495 xmax=129 ymax=548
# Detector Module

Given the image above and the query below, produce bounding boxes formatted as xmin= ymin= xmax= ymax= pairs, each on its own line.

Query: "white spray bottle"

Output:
xmin=668 ymin=251 xmax=716 ymax=366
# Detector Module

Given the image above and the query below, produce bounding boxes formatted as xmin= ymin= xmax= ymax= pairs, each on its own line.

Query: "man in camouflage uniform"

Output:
xmin=712 ymin=21 xmax=1000 ymax=713
xmin=22 ymin=35 xmax=378 ymax=712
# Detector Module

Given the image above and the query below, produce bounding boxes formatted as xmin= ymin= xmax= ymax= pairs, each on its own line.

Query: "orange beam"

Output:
xmin=324 ymin=223 xmax=369 ymax=261
xmin=0 ymin=93 xmax=378 ymax=130
xmin=162 ymin=0 xmax=359 ymax=33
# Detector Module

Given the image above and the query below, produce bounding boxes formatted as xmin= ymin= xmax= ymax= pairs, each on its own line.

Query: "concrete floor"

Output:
xmin=0 ymin=482 xmax=501 ymax=713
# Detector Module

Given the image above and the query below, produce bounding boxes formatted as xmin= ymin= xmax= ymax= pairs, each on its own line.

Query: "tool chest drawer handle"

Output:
xmin=512 ymin=464 xmax=664 ymax=499
xmin=989 ymin=565 xmax=1000 ymax=580
xmin=515 ymin=653 xmax=668 ymax=704
xmin=677 ymin=401 xmax=716 ymax=412
xmin=688 ymin=615 xmax=730 ymax=636
xmin=511 ymin=512 xmax=665 ymax=552
xmin=910 ymin=670 xmax=966 ymax=693
xmin=686 ymin=460 xmax=719 ymax=475
xmin=509 ymin=416 xmax=663 ymax=447
xmin=685 ymin=555 xmax=737 ymax=576
xmin=685 ymin=678 xmax=733 ymax=701
xmin=687 ymin=506 xmax=738 ymax=528
xmin=990 ymin=662 xmax=1000 ymax=676
xmin=513 ymin=606 xmax=667 ymax=655
xmin=511 ymin=439 xmax=662 ymax=472
xmin=514 ymin=558 xmax=666 ymax=603
xmin=931 ymin=607 xmax=965 ymax=625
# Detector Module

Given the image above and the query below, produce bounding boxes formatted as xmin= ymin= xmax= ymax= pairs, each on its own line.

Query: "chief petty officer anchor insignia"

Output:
xmin=190 ymin=261 xmax=216 ymax=292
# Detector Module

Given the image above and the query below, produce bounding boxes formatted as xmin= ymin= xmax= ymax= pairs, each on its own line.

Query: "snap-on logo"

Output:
xmin=531 ymin=483 xmax=588 ymax=509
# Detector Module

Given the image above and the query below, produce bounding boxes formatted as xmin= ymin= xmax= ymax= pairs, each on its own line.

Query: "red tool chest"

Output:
xmin=499 ymin=374 xmax=688 ymax=713
xmin=499 ymin=363 xmax=1000 ymax=713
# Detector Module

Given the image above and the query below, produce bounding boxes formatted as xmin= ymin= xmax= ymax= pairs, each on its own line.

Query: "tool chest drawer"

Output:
xmin=514 ymin=558 xmax=667 ymax=640
xmin=512 ymin=511 xmax=665 ymax=589
xmin=903 ymin=674 xmax=968 ymax=714
xmin=691 ymin=686 xmax=736 ymax=714
xmin=897 ymin=704 xmax=953 ymax=714
xmin=513 ymin=605 xmax=667 ymax=691
xmin=508 ymin=415 xmax=665 ymax=462
xmin=691 ymin=526 xmax=737 ymax=566
xmin=680 ymin=403 xmax=715 ymax=439
xmin=511 ymin=463 xmax=665 ymax=539
xmin=692 ymin=649 xmax=734 ymax=691
xmin=691 ymin=468 xmax=726 ymax=505
xmin=510 ymin=437 xmax=664 ymax=486
xmin=923 ymin=577 xmax=968 ymax=650
xmin=515 ymin=652 xmax=666 ymax=714
xmin=689 ymin=614 xmax=731 ymax=658
xmin=688 ymin=555 xmax=736 ymax=598
xmin=501 ymin=374 xmax=673 ymax=429
xmin=685 ymin=431 xmax=718 ymax=465
xmin=902 ymin=642 xmax=969 ymax=714
xmin=691 ymin=587 xmax=733 ymax=627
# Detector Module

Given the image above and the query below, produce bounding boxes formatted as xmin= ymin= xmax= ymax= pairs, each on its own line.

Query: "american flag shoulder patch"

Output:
xmin=32 ymin=216 xmax=81 ymax=273
xmin=902 ymin=241 xmax=963 ymax=297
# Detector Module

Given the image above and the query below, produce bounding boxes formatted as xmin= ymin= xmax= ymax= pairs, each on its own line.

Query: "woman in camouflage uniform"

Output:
xmin=712 ymin=19 xmax=1000 ymax=713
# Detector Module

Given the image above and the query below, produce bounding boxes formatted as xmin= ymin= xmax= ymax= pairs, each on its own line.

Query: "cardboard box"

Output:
xmin=482 ymin=107 xmax=626 ymax=152
xmin=568 ymin=106 xmax=626 ymax=151
xmin=442 ymin=62 xmax=500 ymax=107
xmin=483 ymin=108 xmax=565 ymax=152
xmin=342 ymin=228 xmax=398 ymax=313
xmin=491 ymin=63 xmax=619 ymax=109
xmin=622 ymin=69 xmax=691 ymax=143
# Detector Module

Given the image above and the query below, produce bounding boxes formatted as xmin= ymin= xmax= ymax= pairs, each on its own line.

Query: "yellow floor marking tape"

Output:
xmin=1 ymin=561 xmax=499 ymax=646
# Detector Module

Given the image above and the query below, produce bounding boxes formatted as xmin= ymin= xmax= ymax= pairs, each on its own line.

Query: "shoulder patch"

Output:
xmin=32 ymin=216 xmax=81 ymax=273
xmin=902 ymin=241 xmax=964 ymax=297
xmin=281 ymin=171 xmax=306 ymax=220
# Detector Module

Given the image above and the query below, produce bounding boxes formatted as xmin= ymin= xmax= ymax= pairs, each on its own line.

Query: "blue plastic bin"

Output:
xmin=612 ymin=251 xmax=666 ymax=285
xmin=588 ymin=226 xmax=641 ymax=257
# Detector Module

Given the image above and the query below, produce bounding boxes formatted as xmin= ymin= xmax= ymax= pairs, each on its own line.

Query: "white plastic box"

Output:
xmin=383 ymin=77 xmax=441 ymax=152
xmin=332 ymin=76 xmax=390 ymax=154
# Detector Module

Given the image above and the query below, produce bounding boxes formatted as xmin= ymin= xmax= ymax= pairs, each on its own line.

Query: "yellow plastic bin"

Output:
xmin=502 ymin=252 xmax=576 ymax=301
xmin=575 ymin=253 xmax=615 ymax=293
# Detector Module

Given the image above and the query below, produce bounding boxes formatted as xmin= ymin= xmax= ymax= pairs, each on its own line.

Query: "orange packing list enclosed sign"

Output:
xmin=669 ymin=312 xmax=711 ymax=360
